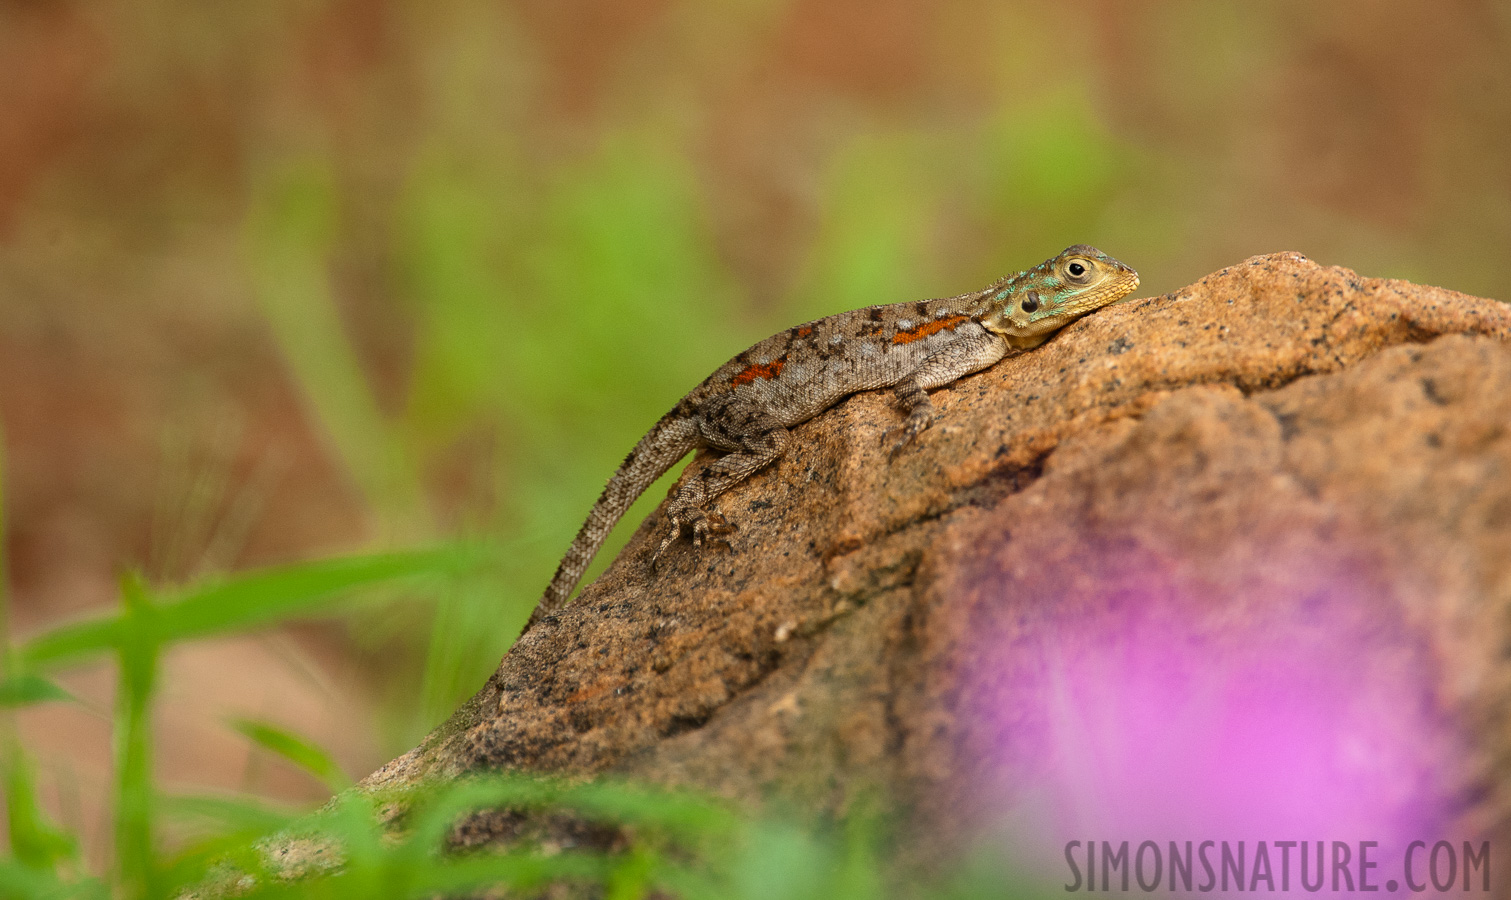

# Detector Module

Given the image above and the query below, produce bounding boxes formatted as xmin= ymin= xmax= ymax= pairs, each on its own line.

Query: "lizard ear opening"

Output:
xmin=980 ymin=295 xmax=1033 ymax=337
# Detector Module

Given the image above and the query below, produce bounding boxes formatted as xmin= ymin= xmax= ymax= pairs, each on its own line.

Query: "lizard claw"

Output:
xmin=649 ymin=520 xmax=682 ymax=573
xmin=884 ymin=416 xmax=932 ymax=459
xmin=691 ymin=511 xmax=735 ymax=551
xmin=650 ymin=508 xmax=735 ymax=572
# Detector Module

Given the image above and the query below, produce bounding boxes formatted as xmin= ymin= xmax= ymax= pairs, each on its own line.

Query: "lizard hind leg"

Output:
xmin=650 ymin=414 xmax=791 ymax=571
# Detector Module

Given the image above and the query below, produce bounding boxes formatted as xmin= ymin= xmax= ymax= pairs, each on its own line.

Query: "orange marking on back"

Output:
xmin=732 ymin=357 xmax=786 ymax=387
xmin=795 ymin=325 xmax=814 ymax=338
xmin=892 ymin=314 xmax=969 ymax=344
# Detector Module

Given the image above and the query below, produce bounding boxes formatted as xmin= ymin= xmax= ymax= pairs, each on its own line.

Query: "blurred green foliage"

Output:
xmin=0 ymin=548 xmax=1062 ymax=898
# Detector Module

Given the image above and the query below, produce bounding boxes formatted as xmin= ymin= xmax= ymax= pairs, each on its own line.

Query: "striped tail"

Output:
xmin=524 ymin=413 xmax=700 ymax=631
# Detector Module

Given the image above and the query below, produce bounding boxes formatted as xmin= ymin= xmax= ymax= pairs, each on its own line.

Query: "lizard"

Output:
xmin=524 ymin=245 xmax=1139 ymax=631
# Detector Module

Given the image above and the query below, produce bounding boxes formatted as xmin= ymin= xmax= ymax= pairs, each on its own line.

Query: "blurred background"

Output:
xmin=1 ymin=0 xmax=1509 ymax=866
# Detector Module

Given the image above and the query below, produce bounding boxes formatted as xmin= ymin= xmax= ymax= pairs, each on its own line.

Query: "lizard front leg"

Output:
xmin=888 ymin=332 xmax=1011 ymax=456
xmin=651 ymin=410 xmax=790 ymax=570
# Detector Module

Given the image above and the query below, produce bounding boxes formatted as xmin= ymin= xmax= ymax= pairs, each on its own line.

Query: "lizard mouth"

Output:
xmin=1061 ymin=270 xmax=1141 ymax=316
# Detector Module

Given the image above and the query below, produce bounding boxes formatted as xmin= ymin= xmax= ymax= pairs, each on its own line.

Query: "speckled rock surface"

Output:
xmin=366 ymin=253 xmax=1511 ymax=867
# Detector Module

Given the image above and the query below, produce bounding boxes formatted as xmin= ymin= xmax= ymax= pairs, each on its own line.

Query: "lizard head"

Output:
xmin=980 ymin=245 xmax=1140 ymax=350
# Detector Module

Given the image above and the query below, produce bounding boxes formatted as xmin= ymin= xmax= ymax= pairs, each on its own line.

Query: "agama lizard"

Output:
xmin=526 ymin=245 xmax=1138 ymax=630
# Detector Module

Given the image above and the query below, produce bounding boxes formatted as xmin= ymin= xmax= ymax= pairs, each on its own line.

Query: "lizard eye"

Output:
xmin=1065 ymin=260 xmax=1090 ymax=281
xmin=1020 ymin=293 xmax=1040 ymax=313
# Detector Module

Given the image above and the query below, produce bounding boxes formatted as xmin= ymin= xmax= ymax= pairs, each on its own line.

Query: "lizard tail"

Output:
xmin=525 ymin=413 xmax=700 ymax=631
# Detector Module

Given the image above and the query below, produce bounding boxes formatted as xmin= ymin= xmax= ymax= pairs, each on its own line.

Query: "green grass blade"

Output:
xmin=20 ymin=547 xmax=475 ymax=668
xmin=0 ymin=673 xmax=74 ymax=708
xmin=245 ymin=157 xmax=427 ymax=532
xmin=113 ymin=572 xmax=160 ymax=900
xmin=13 ymin=619 xmax=122 ymax=671
xmin=0 ymin=859 xmax=107 ymax=900
xmin=566 ymin=779 xmax=739 ymax=838
xmin=231 ymin=719 xmax=351 ymax=793
xmin=155 ymin=794 xmax=301 ymax=895
xmin=406 ymin=852 xmax=622 ymax=897
xmin=160 ymin=792 xmax=300 ymax=834
xmin=4 ymin=748 xmax=81 ymax=874
xmin=156 ymin=547 xmax=472 ymax=643
xmin=388 ymin=772 xmax=740 ymax=884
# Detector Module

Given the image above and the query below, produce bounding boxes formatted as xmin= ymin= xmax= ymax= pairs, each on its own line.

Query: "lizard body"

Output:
xmin=526 ymin=245 xmax=1138 ymax=630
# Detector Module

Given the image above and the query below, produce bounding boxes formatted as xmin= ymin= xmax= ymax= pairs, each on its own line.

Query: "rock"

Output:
xmin=367 ymin=253 xmax=1511 ymax=877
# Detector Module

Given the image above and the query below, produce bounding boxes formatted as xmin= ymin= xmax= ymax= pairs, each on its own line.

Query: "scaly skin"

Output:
xmin=525 ymin=245 xmax=1139 ymax=631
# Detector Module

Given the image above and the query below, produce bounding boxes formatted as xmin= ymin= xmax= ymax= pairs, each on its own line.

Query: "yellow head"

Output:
xmin=980 ymin=245 xmax=1140 ymax=350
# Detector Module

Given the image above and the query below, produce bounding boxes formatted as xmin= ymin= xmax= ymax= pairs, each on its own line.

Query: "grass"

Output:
xmin=0 ymin=542 xmax=846 ymax=899
xmin=0 ymin=542 xmax=1045 ymax=898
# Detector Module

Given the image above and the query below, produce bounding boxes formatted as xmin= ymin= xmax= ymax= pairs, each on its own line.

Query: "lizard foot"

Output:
xmin=883 ymin=414 xmax=933 ymax=459
xmin=650 ymin=508 xmax=735 ymax=572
